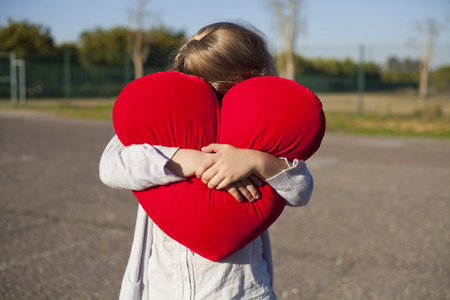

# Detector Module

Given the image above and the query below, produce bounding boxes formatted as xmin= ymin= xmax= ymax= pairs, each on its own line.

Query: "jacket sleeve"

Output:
xmin=99 ymin=135 xmax=313 ymax=206
xmin=99 ymin=135 xmax=184 ymax=191
xmin=265 ymin=158 xmax=313 ymax=207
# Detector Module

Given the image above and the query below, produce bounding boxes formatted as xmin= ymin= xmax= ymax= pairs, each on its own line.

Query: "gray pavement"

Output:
xmin=0 ymin=111 xmax=449 ymax=300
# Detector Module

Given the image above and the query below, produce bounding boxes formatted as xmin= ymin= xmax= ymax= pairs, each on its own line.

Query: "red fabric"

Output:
xmin=113 ymin=71 xmax=325 ymax=261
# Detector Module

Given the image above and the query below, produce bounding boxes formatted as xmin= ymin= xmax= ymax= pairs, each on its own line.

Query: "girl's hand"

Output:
xmin=226 ymin=175 xmax=263 ymax=202
xmin=196 ymin=144 xmax=259 ymax=190
xmin=196 ymin=143 xmax=288 ymax=190
xmin=166 ymin=148 xmax=261 ymax=202
xmin=166 ymin=149 xmax=212 ymax=178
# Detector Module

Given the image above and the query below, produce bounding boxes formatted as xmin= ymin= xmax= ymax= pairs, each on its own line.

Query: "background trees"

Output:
xmin=0 ymin=18 xmax=448 ymax=95
xmin=77 ymin=26 xmax=185 ymax=70
xmin=0 ymin=19 xmax=55 ymax=56
xmin=0 ymin=18 xmax=185 ymax=69
xmin=382 ymin=57 xmax=419 ymax=83
xmin=79 ymin=27 xmax=129 ymax=66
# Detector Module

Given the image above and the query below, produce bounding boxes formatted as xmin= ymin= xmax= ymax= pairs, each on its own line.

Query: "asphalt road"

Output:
xmin=0 ymin=111 xmax=449 ymax=300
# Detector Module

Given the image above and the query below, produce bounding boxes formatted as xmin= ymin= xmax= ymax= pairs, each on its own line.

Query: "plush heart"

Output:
xmin=113 ymin=71 xmax=325 ymax=261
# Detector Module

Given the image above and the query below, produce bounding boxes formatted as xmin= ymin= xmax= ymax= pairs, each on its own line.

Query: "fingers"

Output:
xmin=196 ymin=144 xmax=262 ymax=192
xmin=239 ymin=178 xmax=260 ymax=201
xmin=225 ymin=179 xmax=261 ymax=202
xmin=196 ymin=159 xmax=222 ymax=188
xmin=215 ymin=175 xmax=233 ymax=190
xmin=248 ymin=174 xmax=263 ymax=187
xmin=226 ymin=184 xmax=243 ymax=202
xmin=233 ymin=181 xmax=253 ymax=201
xmin=206 ymin=170 xmax=229 ymax=190
xmin=195 ymin=155 xmax=217 ymax=179
xmin=199 ymin=165 xmax=232 ymax=190
xmin=200 ymin=143 xmax=225 ymax=153
xmin=196 ymin=155 xmax=232 ymax=189
xmin=195 ymin=144 xmax=230 ymax=178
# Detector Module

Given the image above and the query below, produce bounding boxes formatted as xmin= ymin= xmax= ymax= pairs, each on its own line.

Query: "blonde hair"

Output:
xmin=170 ymin=22 xmax=277 ymax=98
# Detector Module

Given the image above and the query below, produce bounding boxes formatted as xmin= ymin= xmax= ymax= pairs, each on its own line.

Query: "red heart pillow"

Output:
xmin=113 ymin=71 xmax=325 ymax=261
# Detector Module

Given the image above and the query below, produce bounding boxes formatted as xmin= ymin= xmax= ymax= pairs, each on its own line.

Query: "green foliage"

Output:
xmin=293 ymin=55 xmax=381 ymax=81
xmin=311 ymin=58 xmax=341 ymax=76
xmin=294 ymin=55 xmax=311 ymax=74
xmin=340 ymin=58 xmax=358 ymax=77
xmin=146 ymin=26 xmax=186 ymax=50
xmin=0 ymin=19 xmax=55 ymax=56
xmin=381 ymin=56 xmax=419 ymax=83
xmin=56 ymin=42 xmax=78 ymax=54
xmin=364 ymin=62 xmax=381 ymax=80
xmin=145 ymin=26 xmax=186 ymax=68
xmin=78 ymin=26 xmax=186 ymax=68
xmin=79 ymin=27 xmax=129 ymax=66
xmin=432 ymin=65 xmax=450 ymax=91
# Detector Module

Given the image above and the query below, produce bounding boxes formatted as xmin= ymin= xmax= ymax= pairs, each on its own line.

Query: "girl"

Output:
xmin=100 ymin=22 xmax=314 ymax=300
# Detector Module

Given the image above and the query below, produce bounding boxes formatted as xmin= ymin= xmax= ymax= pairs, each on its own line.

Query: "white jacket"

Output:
xmin=99 ymin=136 xmax=313 ymax=299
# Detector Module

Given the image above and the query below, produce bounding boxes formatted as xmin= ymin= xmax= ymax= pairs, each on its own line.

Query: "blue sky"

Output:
xmin=1 ymin=0 xmax=449 ymax=67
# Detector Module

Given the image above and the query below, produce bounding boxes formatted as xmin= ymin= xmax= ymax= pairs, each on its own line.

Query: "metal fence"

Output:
xmin=0 ymin=51 xmax=167 ymax=101
xmin=0 ymin=48 xmax=423 ymax=102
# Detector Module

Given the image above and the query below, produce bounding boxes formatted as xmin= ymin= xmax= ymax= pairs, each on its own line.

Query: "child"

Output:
xmin=100 ymin=22 xmax=315 ymax=300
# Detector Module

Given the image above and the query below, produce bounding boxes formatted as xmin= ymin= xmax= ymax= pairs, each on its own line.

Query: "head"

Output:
xmin=170 ymin=22 xmax=277 ymax=98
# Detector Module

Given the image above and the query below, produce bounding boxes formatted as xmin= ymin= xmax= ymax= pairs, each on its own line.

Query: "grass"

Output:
xmin=0 ymin=98 xmax=115 ymax=120
xmin=40 ymin=102 xmax=115 ymax=120
xmin=318 ymin=91 xmax=450 ymax=139
xmin=325 ymin=113 xmax=450 ymax=138
xmin=1 ymin=92 xmax=450 ymax=139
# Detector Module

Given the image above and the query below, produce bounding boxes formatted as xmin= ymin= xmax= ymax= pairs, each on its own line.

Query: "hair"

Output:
xmin=170 ymin=22 xmax=277 ymax=99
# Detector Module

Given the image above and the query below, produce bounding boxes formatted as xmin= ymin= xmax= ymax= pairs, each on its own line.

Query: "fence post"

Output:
xmin=10 ymin=52 xmax=18 ymax=106
xmin=17 ymin=59 xmax=26 ymax=105
xmin=64 ymin=49 xmax=71 ymax=106
xmin=358 ymin=44 xmax=365 ymax=116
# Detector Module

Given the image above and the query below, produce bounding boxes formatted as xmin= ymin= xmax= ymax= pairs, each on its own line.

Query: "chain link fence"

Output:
xmin=1 ymin=45 xmax=448 ymax=101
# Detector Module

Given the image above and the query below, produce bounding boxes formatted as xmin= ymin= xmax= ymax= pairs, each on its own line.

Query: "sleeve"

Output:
xmin=99 ymin=135 xmax=185 ymax=191
xmin=99 ymin=135 xmax=313 ymax=206
xmin=265 ymin=158 xmax=313 ymax=207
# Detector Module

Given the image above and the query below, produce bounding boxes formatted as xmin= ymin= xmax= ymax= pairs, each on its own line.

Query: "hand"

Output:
xmin=196 ymin=144 xmax=260 ymax=190
xmin=226 ymin=175 xmax=263 ymax=202
xmin=196 ymin=143 xmax=289 ymax=190
xmin=166 ymin=149 xmax=212 ymax=178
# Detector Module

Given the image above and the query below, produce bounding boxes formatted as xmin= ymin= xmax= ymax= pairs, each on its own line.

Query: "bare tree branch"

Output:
xmin=416 ymin=19 xmax=439 ymax=99
xmin=270 ymin=0 xmax=301 ymax=80
xmin=128 ymin=0 xmax=151 ymax=79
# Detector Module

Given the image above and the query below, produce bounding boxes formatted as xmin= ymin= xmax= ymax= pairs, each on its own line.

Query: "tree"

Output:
xmin=146 ymin=26 xmax=186 ymax=50
xmin=128 ymin=0 xmax=151 ymax=79
xmin=77 ymin=25 xmax=185 ymax=68
xmin=311 ymin=58 xmax=340 ymax=76
xmin=271 ymin=0 xmax=302 ymax=80
xmin=432 ymin=65 xmax=450 ymax=91
xmin=79 ymin=27 xmax=128 ymax=66
xmin=56 ymin=42 xmax=78 ymax=53
xmin=294 ymin=54 xmax=312 ymax=75
xmin=340 ymin=58 xmax=358 ymax=78
xmin=0 ymin=19 xmax=55 ymax=56
xmin=382 ymin=56 xmax=419 ymax=83
xmin=414 ymin=19 xmax=439 ymax=98
xmin=145 ymin=26 xmax=186 ymax=69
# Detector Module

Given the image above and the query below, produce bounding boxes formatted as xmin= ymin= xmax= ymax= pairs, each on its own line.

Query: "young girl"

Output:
xmin=100 ymin=22 xmax=314 ymax=300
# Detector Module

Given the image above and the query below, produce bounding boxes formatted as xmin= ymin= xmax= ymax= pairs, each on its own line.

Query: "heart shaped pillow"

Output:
xmin=113 ymin=71 xmax=325 ymax=261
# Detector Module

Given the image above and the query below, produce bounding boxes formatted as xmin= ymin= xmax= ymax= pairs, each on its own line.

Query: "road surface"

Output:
xmin=0 ymin=111 xmax=449 ymax=299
